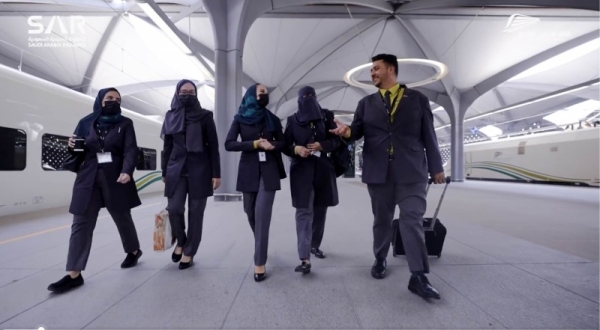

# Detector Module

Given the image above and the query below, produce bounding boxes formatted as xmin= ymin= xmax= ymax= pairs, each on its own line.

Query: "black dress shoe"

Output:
xmin=48 ymin=274 xmax=84 ymax=293
xmin=311 ymin=247 xmax=326 ymax=259
xmin=179 ymin=256 xmax=193 ymax=269
xmin=121 ymin=249 xmax=142 ymax=268
xmin=371 ymin=258 xmax=386 ymax=279
xmin=408 ymin=274 xmax=440 ymax=300
xmin=294 ymin=261 xmax=311 ymax=274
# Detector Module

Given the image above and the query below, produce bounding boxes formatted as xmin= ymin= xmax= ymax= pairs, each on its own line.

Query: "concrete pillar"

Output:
xmin=203 ymin=0 xmax=265 ymax=200
xmin=450 ymin=106 xmax=467 ymax=182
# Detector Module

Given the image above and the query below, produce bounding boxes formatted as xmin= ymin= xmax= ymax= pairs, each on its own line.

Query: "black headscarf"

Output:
xmin=73 ymin=87 xmax=123 ymax=138
xmin=160 ymin=79 xmax=205 ymax=152
xmin=296 ymin=86 xmax=325 ymax=139
xmin=234 ymin=84 xmax=281 ymax=132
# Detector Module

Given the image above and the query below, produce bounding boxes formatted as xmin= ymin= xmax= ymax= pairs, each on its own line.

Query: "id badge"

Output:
xmin=97 ymin=152 xmax=112 ymax=163
xmin=258 ymin=152 xmax=266 ymax=162
xmin=312 ymin=151 xmax=321 ymax=157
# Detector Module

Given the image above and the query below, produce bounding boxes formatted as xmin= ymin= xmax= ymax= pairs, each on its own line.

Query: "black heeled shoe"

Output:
xmin=254 ymin=266 xmax=267 ymax=282
xmin=178 ymin=256 xmax=193 ymax=269
xmin=172 ymin=251 xmax=182 ymax=263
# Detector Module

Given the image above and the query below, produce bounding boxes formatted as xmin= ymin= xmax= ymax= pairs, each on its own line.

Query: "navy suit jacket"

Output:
xmin=69 ymin=117 xmax=141 ymax=215
xmin=224 ymin=115 xmax=286 ymax=192
xmin=348 ymin=88 xmax=443 ymax=184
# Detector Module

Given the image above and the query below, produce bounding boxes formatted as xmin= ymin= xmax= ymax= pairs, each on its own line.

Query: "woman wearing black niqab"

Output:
xmin=161 ymin=79 xmax=221 ymax=269
xmin=48 ymin=87 xmax=143 ymax=293
xmin=282 ymin=86 xmax=341 ymax=274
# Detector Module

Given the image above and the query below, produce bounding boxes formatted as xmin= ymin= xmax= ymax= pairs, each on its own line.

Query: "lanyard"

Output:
xmin=380 ymin=87 xmax=405 ymax=116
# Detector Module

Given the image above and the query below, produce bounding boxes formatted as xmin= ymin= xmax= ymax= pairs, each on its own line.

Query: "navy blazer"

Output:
xmin=162 ymin=110 xmax=221 ymax=200
xmin=225 ymin=115 xmax=286 ymax=192
xmin=283 ymin=110 xmax=340 ymax=209
xmin=348 ymin=88 xmax=443 ymax=184
xmin=69 ymin=117 xmax=141 ymax=215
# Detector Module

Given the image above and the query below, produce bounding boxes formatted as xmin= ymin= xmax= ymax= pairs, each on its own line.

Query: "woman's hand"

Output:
xmin=259 ymin=140 xmax=275 ymax=150
xmin=212 ymin=178 xmax=221 ymax=190
xmin=117 ymin=173 xmax=131 ymax=184
xmin=295 ymin=146 xmax=310 ymax=158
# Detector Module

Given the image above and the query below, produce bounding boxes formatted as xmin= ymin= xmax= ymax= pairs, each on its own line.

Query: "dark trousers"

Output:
xmin=311 ymin=206 xmax=328 ymax=249
xmin=167 ymin=176 xmax=208 ymax=257
xmin=243 ymin=177 xmax=276 ymax=266
xmin=366 ymin=164 xmax=429 ymax=273
xmin=66 ymin=168 xmax=140 ymax=271
xmin=295 ymin=189 xmax=314 ymax=260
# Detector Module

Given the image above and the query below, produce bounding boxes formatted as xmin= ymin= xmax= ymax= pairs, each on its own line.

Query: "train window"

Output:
xmin=42 ymin=133 xmax=70 ymax=171
xmin=137 ymin=147 xmax=157 ymax=170
xmin=0 ymin=126 xmax=26 ymax=171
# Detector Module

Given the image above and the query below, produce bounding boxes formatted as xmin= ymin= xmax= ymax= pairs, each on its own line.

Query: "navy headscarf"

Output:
xmin=160 ymin=79 xmax=206 ymax=152
xmin=73 ymin=87 xmax=123 ymax=138
xmin=234 ymin=84 xmax=281 ymax=132
xmin=296 ymin=86 xmax=326 ymax=139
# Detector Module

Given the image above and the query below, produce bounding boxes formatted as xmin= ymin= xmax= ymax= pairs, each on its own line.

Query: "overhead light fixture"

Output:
xmin=435 ymin=79 xmax=600 ymax=131
xmin=479 ymin=125 xmax=503 ymax=138
xmin=543 ymin=99 xmax=600 ymax=126
xmin=509 ymin=38 xmax=600 ymax=81
xmin=343 ymin=58 xmax=449 ymax=89
xmin=137 ymin=1 xmax=192 ymax=54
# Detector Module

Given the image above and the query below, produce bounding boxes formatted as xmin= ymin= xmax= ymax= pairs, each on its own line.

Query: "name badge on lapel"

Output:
xmin=258 ymin=152 xmax=266 ymax=162
xmin=97 ymin=152 xmax=112 ymax=163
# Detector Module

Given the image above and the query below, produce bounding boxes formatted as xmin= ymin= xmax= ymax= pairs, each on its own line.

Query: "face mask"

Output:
xmin=257 ymin=93 xmax=269 ymax=107
xmin=102 ymin=100 xmax=121 ymax=115
xmin=178 ymin=94 xmax=195 ymax=106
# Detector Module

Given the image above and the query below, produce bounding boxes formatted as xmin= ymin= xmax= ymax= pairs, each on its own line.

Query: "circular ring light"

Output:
xmin=343 ymin=58 xmax=449 ymax=89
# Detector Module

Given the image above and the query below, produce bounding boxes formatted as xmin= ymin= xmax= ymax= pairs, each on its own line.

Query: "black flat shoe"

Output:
xmin=121 ymin=249 xmax=142 ymax=268
xmin=294 ymin=261 xmax=311 ymax=274
xmin=179 ymin=256 xmax=193 ymax=270
xmin=172 ymin=251 xmax=182 ymax=263
xmin=48 ymin=274 xmax=84 ymax=293
xmin=311 ymin=247 xmax=326 ymax=259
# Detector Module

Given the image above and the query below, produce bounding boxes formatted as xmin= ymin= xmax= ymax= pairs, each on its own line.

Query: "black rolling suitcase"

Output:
xmin=392 ymin=176 xmax=451 ymax=258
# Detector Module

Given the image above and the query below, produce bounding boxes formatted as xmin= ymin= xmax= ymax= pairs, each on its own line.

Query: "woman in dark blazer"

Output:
xmin=161 ymin=79 xmax=221 ymax=269
xmin=225 ymin=83 xmax=286 ymax=282
xmin=48 ymin=88 xmax=142 ymax=293
xmin=283 ymin=86 xmax=340 ymax=273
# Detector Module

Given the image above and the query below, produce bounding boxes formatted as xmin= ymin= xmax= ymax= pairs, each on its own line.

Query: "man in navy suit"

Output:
xmin=331 ymin=54 xmax=445 ymax=299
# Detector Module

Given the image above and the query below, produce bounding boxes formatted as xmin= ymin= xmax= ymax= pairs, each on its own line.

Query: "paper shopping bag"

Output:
xmin=153 ymin=208 xmax=174 ymax=251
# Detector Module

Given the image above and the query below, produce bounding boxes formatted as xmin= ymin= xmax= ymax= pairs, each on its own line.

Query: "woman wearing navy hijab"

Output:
xmin=48 ymin=88 xmax=142 ymax=293
xmin=283 ymin=86 xmax=340 ymax=273
xmin=225 ymin=83 xmax=286 ymax=282
xmin=161 ymin=79 xmax=221 ymax=269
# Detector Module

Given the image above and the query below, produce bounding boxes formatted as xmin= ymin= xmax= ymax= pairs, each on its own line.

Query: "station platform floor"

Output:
xmin=0 ymin=178 xmax=598 ymax=330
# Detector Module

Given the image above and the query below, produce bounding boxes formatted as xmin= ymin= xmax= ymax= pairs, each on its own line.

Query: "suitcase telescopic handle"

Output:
xmin=425 ymin=176 xmax=451 ymax=231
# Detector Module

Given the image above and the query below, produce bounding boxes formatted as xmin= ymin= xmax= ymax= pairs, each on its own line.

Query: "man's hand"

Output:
xmin=295 ymin=146 xmax=310 ymax=158
xmin=212 ymin=178 xmax=221 ymax=190
xmin=329 ymin=118 xmax=349 ymax=137
xmin=307 ymin=142 xmax=322 ymax=152
xmin=432 ymin=172 xmax=445 ymax=184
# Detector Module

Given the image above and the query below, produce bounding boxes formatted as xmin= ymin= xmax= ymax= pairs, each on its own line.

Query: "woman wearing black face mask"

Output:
xmin=225 ymin=83 xmax=286 ymax=282
xmin=48 ymin=88 xmax=143 ymax=293
xmin=283 ymin=86 xmax=340 ymax=274
xmin=161 ymin=80 xmax=221 ymax=269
